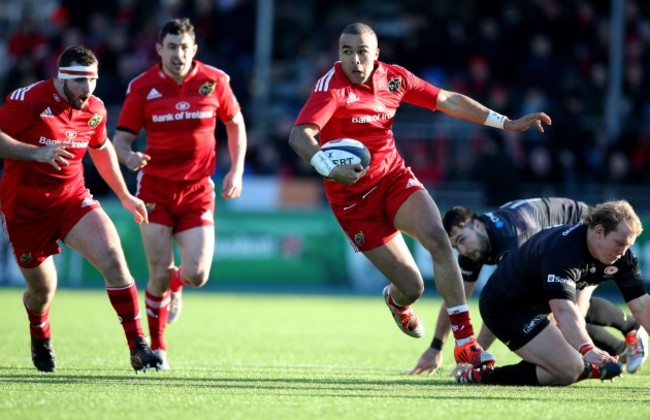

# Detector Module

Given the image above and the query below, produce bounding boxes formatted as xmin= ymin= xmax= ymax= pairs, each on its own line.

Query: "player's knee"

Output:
xmin=397 ymin=281 xmax=424 ymax=302
xmin=420 ymin=227 xmax=453 ymax=257
xmin=99 ymin=248 xmax=131 ymax=286
xmin=183 ymin=270 xmax=209 ymax=288
xmin=548 ymin=358 xmax=584 ymax=385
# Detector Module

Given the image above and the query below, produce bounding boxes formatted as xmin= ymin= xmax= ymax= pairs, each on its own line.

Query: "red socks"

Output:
xmin=106 ymin=282 xmax=144 ymax=350
xmin=23 ymin=300 xmax=51 ymax=340
xmin=145 ymin=290 xmax=170 ymax=351
xmin=449 ymin=310 xmax=475 ymax=341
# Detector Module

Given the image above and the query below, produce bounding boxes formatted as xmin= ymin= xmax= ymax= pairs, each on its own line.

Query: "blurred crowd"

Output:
xmin=1 ymin=0 xmax=650 ymax=201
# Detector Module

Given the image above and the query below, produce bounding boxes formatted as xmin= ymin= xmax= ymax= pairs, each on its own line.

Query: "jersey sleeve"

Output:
xmin=0 ymin=93 xmax=34 ymax=136
xmin=116 ymin=84 xmax=146 ymax=134
xmin=614 ymin=253 xmax=647 ymax=302
xmin=294 ymin=89 xmax=339 ymax=130
xmin=400 ymin=68 xmax=440 ymax=111
xmin=215 ymin=76 xmax=241 ymax=123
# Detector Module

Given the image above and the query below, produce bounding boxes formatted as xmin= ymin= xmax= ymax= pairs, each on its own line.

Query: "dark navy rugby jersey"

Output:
xmin=482 ymin=223 xmax=646 ymax=314
xmin=459 ymin=197 xmax=588 ymax=282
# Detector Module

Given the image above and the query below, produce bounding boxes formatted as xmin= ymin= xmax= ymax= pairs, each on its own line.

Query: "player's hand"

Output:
xmin=119 ymin=194 xmax=149 ymax=224
xmin=409 ymin=347 xmax=443 ymax=376
xmin=582 ymin=348 xmax=618 ymax=365
xmin=328 ymin=164 xmax=367 ymax=185
xmin=222 ymin=170 xmax=243 ymax=199
xmin=504 ymin=112 xmax=552 ymax=133
xmin=35 ymin=143 xmax=74 ymax=170
xmin=125 ymin=151 xmax=151 ymax=172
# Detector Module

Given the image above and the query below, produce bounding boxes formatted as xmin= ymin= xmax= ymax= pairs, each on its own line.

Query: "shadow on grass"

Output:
xmin=0 ymin=368 xmax=644 ymax=402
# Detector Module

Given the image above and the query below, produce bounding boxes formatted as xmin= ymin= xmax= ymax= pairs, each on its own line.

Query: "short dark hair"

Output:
xmin=341 ymin=22 xmax=376 ymax=37
xmin=159 ymin=18 xmax=196 ymax=44
xmin=442 ymin=206 xmax=476 ymax=235
xmin=57 ymin=45 xmax=98 ymax=68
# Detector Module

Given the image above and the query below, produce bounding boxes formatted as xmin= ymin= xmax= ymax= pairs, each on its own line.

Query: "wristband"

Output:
xmin=484 ymin=110 xmax=506 ymax=129
xmin=430 ymin=337 xmax=444 ymax=351
xmin=310 ymin=150 xmax=336 ymax=177
xmin=579 ymin=343 xmax=594 ymax=356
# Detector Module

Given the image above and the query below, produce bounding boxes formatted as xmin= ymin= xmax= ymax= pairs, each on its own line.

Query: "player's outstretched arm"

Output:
xmin=435 ymin=90 xmax=551 ymax=133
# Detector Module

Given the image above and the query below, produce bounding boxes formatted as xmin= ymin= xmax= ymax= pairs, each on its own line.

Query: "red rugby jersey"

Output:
xmin=0 ymin=79 xmax=107 ymax=213
xmin=117 ymin=61 xmax=241 ymax=181
xmin=294 ymin=61 xmax=440 ymax=204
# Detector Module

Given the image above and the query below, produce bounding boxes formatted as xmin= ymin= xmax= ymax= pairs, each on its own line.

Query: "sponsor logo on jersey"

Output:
xmin=522 ymin=314 xmax=547 ymax=334
xmin=39 ymin=136 xmax=88 ymax=148
xmin=351 ymin=110 xmax=396 ymax=124
xmin=53 ymin=94 xmax=61 ymax=102
xmin=65 ymin=130 xmax=77 ymax=139
xmin=199 ymin=81 xmax=216 ymax=96
xmin=175 ymin=101 xmax=190 ymax=110
xmin=20 ymin=253 xmax=32 ymax=265
xmin=146 ymin=88 xmax=162 ymax=100
xmin=485 ymin=212 xmax=504 ymax=228
xmin=388 ymin=76 xmax=402 ymax=92
xmin=346 ymin=92 xmax=360 ymax=105
xmin=354 ymin=231 xmax=365 ymax=246
xmin=547 ymin=274 xmax=575 ymax=287
xmin=40 ymin=107 xmax=54 ymax=118
xmin=151 ymin=110 xmax=214 ymax=122
xmin=88 ymin=114 xmax=103 ymax=128
xmin=604 ymin=266 xmax=618 ymax=275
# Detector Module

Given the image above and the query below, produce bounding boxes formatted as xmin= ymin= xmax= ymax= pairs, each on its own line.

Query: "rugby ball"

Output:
xmin=321 ymin=138 xmax=371 ymax=169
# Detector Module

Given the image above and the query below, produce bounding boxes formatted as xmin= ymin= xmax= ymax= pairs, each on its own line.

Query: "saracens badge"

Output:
xmin=603 ymin=266 xmax=619 ymax=275
xmin=199 ymin=81 xmax=216 ymax=96
xmin=88 ymin=113 xmax=103 ymax=128
xmin=388 ymin=76 xmax=402 ymax=92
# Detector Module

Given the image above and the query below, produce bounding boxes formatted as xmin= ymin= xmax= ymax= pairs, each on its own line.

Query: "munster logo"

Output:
xmin=20 ymin=253 xmax=32 ymax=265
xmin=145 ymin=202 xmax=156 ymax=213
xmin=88 ymin=114 xmax=103 ymax=128
xmin=388 ymin=76 xmax=402 ymax=92
xmin=199 ymin=81 xmax=216 ymax=96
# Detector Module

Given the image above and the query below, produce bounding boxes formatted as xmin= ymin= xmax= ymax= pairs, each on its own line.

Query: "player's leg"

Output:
xmin=586 ymin=324 xmax=626 ymax=358
xmin=175 ymin=225 xmax=215 ymax=288
xmin=586 ymin=296 xmax=646 ymax=372
xmin=393 ymin=190 xmax=493 ymax=367
xmin=138 ymin=221 xmax=175 ymax=369
xmin=459 ymin=324 xmax=620 ymax=385
xmin=64 ymin=208 xmax=161 ymax=371
xmin=166 ymin=177 xmax=216 ymax=323
xmin=587 ymin=296 xmax=639 ymax=335
xmin=364 ymin=234 xmax=425 ymax=338
xmin=20 ymin=259 xmax=58 ymax=372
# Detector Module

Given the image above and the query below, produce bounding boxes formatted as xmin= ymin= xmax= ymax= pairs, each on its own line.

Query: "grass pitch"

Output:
xmin=0 ymin=288 xmax=649 ymax=419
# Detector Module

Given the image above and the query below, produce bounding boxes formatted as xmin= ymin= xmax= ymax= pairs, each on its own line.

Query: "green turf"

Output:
xmin=0 ymin=288 xmax=648 ymax=419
